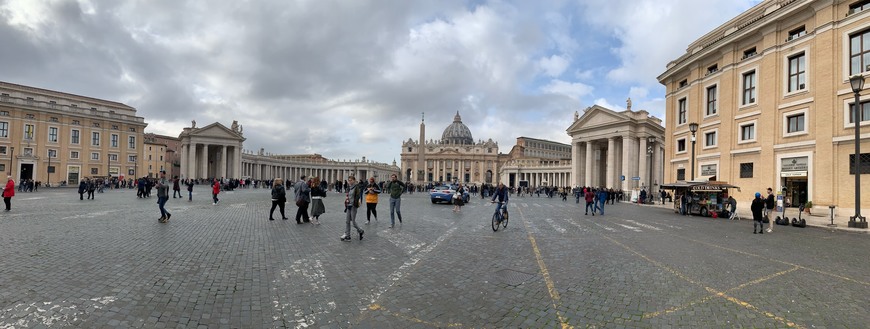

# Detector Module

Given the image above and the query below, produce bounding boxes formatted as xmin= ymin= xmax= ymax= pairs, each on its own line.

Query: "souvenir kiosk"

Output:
xmin=661 ymin=180 xmax=739 ymax=218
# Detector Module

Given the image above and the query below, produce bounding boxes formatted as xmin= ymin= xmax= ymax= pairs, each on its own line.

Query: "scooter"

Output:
xmin=775 ymin=206 xmax=790 ymax=226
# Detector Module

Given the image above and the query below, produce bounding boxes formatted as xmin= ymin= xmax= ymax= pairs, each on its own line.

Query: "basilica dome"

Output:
xmin=441 ymin=111 xmax=474 ymax=145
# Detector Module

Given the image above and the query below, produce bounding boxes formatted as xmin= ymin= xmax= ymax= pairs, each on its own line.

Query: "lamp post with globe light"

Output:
xmin=688 ymin=123 xmax=699 ymax=181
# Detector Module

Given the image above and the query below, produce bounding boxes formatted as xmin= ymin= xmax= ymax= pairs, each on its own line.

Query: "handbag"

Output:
xmin=296 ymin=199 xmax=305 ymax=207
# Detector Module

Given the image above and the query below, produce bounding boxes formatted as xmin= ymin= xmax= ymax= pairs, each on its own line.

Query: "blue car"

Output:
xmin=429 ymin=185 xmax=470 ymax=204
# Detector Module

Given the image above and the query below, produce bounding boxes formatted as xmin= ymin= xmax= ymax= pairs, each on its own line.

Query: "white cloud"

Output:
xmin=538 ymin=54 xmax=570 ymax=77
xmin=540 ymin=79 xmax=593 ymax=101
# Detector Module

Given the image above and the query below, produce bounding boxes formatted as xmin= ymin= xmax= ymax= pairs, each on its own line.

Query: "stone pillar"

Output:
xmin=606 ymin=137 xmax=616 ymax=189
xmin=180 ymin=144 xmax=188 ymax=180
xmin=639 ymin=137 xmax=648 ymax=190
xmin=622 ymin=135 xmax=634 ymax=191
xmin=200 ymin=144 xmax=209 ymax=179
xmin=188 ymin=143 xmax=197 ymax=179
xmin=219 ymin=145 xmax=227 ymax=179
xmin=572 ymin=141 xmax=581 ymax=186
xmin=585 ymin=142 xmax=593 ymax=186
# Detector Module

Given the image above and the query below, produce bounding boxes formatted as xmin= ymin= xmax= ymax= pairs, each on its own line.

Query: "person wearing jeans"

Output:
xmin=385 ymin=174 xmax=406 ymax=228
xmin=156 ymin=171 xmax=172 ymax=223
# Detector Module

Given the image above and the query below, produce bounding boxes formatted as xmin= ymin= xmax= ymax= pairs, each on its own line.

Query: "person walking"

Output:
xmin=453 ymin=183 xmax=465 ymax=212
xmin=3 ymin=176 xmax=14 ymax=211
xmin=384 ymin=174 xmax=406 ymax=228
xmin=310 ymin=177 xmax=326 ymax=225
xmin=172 ymin=176 xmax=181 ymax=198
xmin=86 ymin=178 xmax=96 ymax=200
xmin=186 ymin=179 xmax=194 ymax=202
xmin=156 ymin=170 xmax=172 ymax=223
xmin=595 ymin=187 xmax=607 ymax=216
xmin=212 ymin=179 xmax=221 ymax=205
xmin=584 ymin=188 xmax=595 ymax=216
xmin=751 ymin=192 xmax=765 ymax=234
xmin=765 ymin=187 xmax=775 ymax=232
xmin=340 ymin=175 xmax=364 ymax=242
xmin=78 ymin=178 xmax=87 ymax=200
xmin=294 ymin=175 xmax=311 ymax=224
xmin=364 ymin=177 xmax=380 ymax=223
xmin=269 ymin=178 xmax=287 ymax=220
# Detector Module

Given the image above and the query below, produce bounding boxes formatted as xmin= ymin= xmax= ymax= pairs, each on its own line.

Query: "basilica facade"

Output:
xmin=400 ymin=112 xmax=500 ymax=185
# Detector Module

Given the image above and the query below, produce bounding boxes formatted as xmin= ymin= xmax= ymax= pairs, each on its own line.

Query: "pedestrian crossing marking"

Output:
xmin=624 ymin=219 xmax=662 ymax=231
xmin=543 ymin=218 xmax=566 ymax=233
xmin=616 ymin=224 xmax=642 ymax=232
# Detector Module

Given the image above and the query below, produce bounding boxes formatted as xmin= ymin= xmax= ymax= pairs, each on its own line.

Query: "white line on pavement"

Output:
xmin=0 ymin=296 xmax=116 ymax=328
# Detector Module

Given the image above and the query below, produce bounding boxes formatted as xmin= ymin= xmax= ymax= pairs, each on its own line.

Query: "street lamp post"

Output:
xmin=849 ymin=75 xmax=867 ymax=228
xmin=8 ymin=146 xmax=14 ymax=176
xmin=47 ymin=150 xmax=52 ymax=187
xmin=647 ymin=136 xmax=656 ymax=197
xmin=688 ymin=123 xmax=699 ymax=181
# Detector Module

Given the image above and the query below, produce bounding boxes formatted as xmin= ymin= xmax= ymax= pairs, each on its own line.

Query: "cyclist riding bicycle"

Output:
xmin=491 ymin=182 xmax=509 ymax=217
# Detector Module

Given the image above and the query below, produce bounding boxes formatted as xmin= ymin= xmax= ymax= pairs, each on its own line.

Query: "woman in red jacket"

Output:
xmin=3 ymin=176 xmax=14 ymax=211
xmin=212 ymin=179 xmax=220 ymax=205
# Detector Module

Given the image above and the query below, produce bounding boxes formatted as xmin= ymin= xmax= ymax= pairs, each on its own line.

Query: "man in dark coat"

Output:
xmin=751 ymin=192 xmax=765 ymax=234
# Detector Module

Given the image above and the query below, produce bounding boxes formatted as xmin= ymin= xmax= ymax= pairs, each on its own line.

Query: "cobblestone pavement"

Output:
xmin=0 ymin=188 xmax=868 ymax=328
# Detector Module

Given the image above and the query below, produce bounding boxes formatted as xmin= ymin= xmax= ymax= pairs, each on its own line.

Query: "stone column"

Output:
xmin=585 ymin=142 xmax=593 ymax=186
xmin=200 ymin=144 xmax=209 ymax=179
xmin=622 ymin=135 xmax=634 ymax=191
xmin=180 ymin=144 xmax=188 ymax=180
xmin=606 ymin=137 xmax=615 ymax=188
xmin=219 ymin=145 xmax=227 ymax=179
xmin=188 ymin=143 xmax=197 ymax=179
xmin=639 ymin=137 xmax=648 ymax=190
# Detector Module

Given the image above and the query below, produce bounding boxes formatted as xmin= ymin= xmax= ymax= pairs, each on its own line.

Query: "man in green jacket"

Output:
xmin=385 ymin=174 xmax=406 ymax=228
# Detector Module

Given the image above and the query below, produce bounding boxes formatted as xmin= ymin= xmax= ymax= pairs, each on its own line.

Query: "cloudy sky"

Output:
xmin=1 ymin=0 xmax=761 ymax=164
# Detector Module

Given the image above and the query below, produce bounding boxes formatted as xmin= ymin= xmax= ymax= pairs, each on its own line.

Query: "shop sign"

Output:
xmin=781 ymin=171 xmax=807 ymax=177
xmin=700 ymin=164 xmax=717 ymax=176
xmin=691 ymin=185 xmax=727 ymax=192
xmin=781 ymin=157 xmax=808 ymax=173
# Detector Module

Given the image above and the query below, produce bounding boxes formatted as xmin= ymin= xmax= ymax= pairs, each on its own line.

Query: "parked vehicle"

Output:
xmin=429 ymin=185 xmax=470 ymax=204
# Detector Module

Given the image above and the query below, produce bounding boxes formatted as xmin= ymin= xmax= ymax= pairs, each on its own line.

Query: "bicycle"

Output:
xmin=490 ymin=201 xmax=509 ymax=231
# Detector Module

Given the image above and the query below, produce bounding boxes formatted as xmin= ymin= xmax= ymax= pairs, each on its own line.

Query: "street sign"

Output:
xmin=631 ymin=176 xmax=641 ymax=181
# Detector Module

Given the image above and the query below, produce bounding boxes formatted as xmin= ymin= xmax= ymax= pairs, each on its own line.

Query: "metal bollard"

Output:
xmin=829 ymin=205 xmax=837 ymax=227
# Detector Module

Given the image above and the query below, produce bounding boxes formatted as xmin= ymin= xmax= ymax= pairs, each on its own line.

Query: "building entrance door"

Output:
xmin=19 ymin=163 xmax=33 ymax=181
xmin=783 ymin=177 xmax=808 ymax=208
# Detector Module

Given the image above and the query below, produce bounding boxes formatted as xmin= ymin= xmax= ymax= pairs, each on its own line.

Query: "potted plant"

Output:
xmin=804 ymin=201 xmax=813 ymax=214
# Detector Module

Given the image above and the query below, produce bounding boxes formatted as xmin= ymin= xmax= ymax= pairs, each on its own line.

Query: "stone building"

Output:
xmin=657 ymin=0 xmax=870 ymax=216
xmin=400 ymin=112 xmax=500 ymax=185
xmin=0 ymin=81 xmax=147 ymax=185
xmin=566 ymin=103 xmax=665 ymax=195
xmin=498 ymin=137 xmax=573 ymax=188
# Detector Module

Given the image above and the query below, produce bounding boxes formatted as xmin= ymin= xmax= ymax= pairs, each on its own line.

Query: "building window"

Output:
xmin=112 ymin=125 xmax=119 ymax=130
xmin=850 ymin=153 xmax=870 ymax=174
xmin=71 ymin=129 xmax=80 ymax=144
xmin=677 ymin=138 xmax=686 ymax=153
xmin=49 ymin=127 xmax=58 ymax=142
xmin=787 ymin=26 xmax=806 ymax=42
xmin=109 ymin=154 xmax=118 ymax=161
xmin=92 ymin=132 xmax=100 ymax=146
xmin=788 ymin=53 xmax=806 ymax=92
xmin=49 ymin=117 xmax=58 ymax=122
xmin=91 ymin=152 xmax=100 ymax=160
xmin=706 ymin=64 xmax=718 ymax=75
xmin=128 ymin=155 xmax=136 ymax=162
xmin=0 ymin=111 xmax=7 ymax=116
xmin=850 ymin=29 xmax=870 ymax=75
xmin=704 ymin=131 xmax=717 ymax=147
xmin=678 ymin=98 xmax=687 ymax=124
xmin=72 ymin=120 xmax=80 ymax=125
xmin=23 ymin=148 xmax=32 ymax=156
xmin=25 ymin=114 xmax=35 ymax=119
xmin=24 ymin=124 xmax=34 ymax=140
xmin=679 ymin=79 xmax=688 ymax=88
xmin=706 ymin=85 xmax=717 ymax=116
xmin=740 ymin=123 xmax=755 ymax=141
xmin=129 ymin=127 xmax=136 ymax=132
xmin=742 ymin=47 xmax=757 ymax=60
xmin=91 ymin=168 xmax=98 ymax=175
xmin=128 ymin=136 xmax=136 ymax=149
xmin=740 ymin=163 xmax=754 ymax=178
xmin=787 ymin=113 xmax=805 ymax=133
xmin=47 ymin=149 xmax=57 ymax=158
xmin=849 ymin=100 xmax=870 ymax=124
xmin=676 ymin=169 xmax=686 ymax=181
xmin=0 ymin=146 xmax=5 ymax=155
xmin=92 ymin=122 xmax=100 ymax=128
xmin=70 ymin=151 xmax=79 ymax=159
xmin=0 ymin=122 xmax=7 ymax=138
xmin=111 ymin=134 xmax=119 ymax=148
xmin=742 ymin=71 xmax=756 ymax=105
xmin=849 ymin=0 xmax=870 ymax=16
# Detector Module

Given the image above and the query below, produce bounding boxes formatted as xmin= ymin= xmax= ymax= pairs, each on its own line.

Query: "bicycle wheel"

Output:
xmin=502 ymin=210 xmax=509 ymax=228
xmin=491 ymin=212 xmax=500 ymax=231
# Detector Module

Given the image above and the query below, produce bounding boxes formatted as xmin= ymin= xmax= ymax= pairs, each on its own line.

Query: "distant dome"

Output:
xmin=441 ymin=111 xmax=474 ymax=145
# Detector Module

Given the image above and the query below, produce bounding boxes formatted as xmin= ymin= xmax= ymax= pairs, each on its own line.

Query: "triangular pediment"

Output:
xmin=188 ymin=122 xmax=244 ymax=141
xmin=566 ymin=105 xmax=631 ymax=133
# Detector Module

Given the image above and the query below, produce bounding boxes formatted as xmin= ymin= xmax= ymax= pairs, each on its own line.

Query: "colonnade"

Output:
xmin=240 ymin=155 xmax=400 ymax=184
xmin=572 ymin=134 xmax=664 ymax=192
xmin=179 ymin=143 xmax=241 ymax=180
